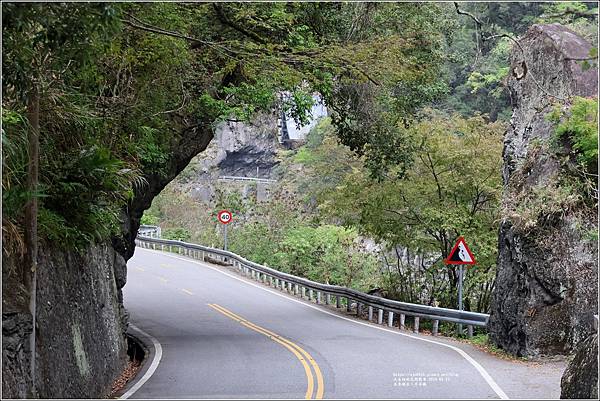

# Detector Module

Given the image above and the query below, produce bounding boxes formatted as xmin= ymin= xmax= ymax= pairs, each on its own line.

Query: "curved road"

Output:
xmin=122 ymin=247 xmax=565 ymax=399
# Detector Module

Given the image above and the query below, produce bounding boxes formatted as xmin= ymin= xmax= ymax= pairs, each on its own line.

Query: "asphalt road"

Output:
xmin=122 ymin=247 xmax=565 ymax=399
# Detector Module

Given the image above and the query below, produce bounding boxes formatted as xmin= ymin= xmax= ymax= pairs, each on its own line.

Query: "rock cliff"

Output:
xmin=3 ymin=114 xmax=214 ymax=398
xmin=181 ymin=113 xmax=282 ymax=204
xmin=560 ymin=332 xmax=598 ymax=399
xmin=488 ymin=24 xmax=598 ymax=357
xmin=2 ymin=244 xmax=128 ymax=398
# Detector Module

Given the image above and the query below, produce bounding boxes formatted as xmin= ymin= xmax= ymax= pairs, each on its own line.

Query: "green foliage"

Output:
xmin=2 ymin=1 xmax=461 ymax=249
xmin=293 ymin=148 xmax=317 ymax=164
xmin=134 ymin=126 xmax=169 ymax=175
xmin=441 ymin=1 xmax=598 ymax=121
xmin=227 ymin=223 xmax=379 ymax=292
xmin=270 ymin=225 xmax=377 ymax=290
xmin=163 ymin=227 xmax=192 ymax=242
xmin=551 ymin=97 xmax=599 ymax=173
xmin=320 ymin=110 xmax=504 ymax=310
xmin=140 ymin=212 xmax=159 ymax=226
xmin=2 ymin=110 xmax=32 ymax=220
xmin=305 ymin=117 xmax=328 ymax=149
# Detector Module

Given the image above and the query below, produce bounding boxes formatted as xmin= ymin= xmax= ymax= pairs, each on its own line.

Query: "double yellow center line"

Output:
xmin=208 ymin=303 xmax=324 ymax=399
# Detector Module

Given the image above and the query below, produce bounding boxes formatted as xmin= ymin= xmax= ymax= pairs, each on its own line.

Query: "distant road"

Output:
xmin=122 ymin=248 xmax=565 ymax=399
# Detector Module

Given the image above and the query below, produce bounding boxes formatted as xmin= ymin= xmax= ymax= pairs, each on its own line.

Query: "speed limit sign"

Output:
xmin=217 ymin=210 xmax=232 ymax=224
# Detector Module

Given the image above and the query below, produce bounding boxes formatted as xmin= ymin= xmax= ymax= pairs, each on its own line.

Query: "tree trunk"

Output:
xmin=24 ymin=83 xmax=40 ymax=397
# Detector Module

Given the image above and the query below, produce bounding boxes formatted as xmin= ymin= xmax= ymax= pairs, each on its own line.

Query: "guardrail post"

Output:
xmin=378 ymin=309 xmax=383 ymax=325
xmin=432 ymin=320 xmax=439 ymax=336
xmin=399 ymin=314 xmax=406 ymax=330
xmin=467 ymin=325 xmax=473 ymax=338
xmin=316 ymin=292 xmax=321 ymax=304
xmin=325 ymin=294 xmax=330 ymax=305
xmin=346 ymin=298 xmax=352 ymax=312
xmin=275 ymin=278 xmax=279 ymax=288
xmin=413 ymin=317 xmax=420 ymax=333
xmin=357 ymin=302 xmax=362 ymax=316
xmin=336 ymin=295 xmax=341 ymax=308
xmin=161 ymin=244 xmax=164 ymax=251
xmin=302 ymin=287 xmax=306 ymax=298
xmin=387 ymin=311 xmax=394 ymax=328
xmin=294 ymin=284 xmax=299 ymax=295
xmin=309 ymin=289 xmax=314 ymax=301
xmin=368 ymin=306 xmax=373 ymax=321
xmin=201 ymin=251 xmax=205 ymax=261
xmin=251 ymin=270 xmax=256 ymax=279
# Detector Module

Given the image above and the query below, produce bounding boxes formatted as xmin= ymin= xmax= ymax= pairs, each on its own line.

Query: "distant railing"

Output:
xmin=138 ymin=225 xmax=161 ymax=238
xmin=135 ymin=236 xmax=489 ymax=337
xmin=218 ymin=175 xmax=277 ymax=184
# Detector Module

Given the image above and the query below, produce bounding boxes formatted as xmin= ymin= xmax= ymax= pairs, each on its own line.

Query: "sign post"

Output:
xmin=217 ymin=210 xmax=232 ymax=251
xmin=444 ymin=236 xmax=476 ymax=336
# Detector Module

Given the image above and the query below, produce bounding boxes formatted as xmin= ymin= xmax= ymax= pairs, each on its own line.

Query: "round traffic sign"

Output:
xmin=217 ymin=210 xmax=232 ymax=224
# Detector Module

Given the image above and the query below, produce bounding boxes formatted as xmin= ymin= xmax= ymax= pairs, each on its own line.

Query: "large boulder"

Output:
xmin=560 ymin=333 xmax=598 ymax=399
xmin=488 ymin=24 xmax=598 ymax=357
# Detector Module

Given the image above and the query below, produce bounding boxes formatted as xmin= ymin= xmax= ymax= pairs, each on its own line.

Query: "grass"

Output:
xmin=462 ymin=334 xmax=528 ymax=361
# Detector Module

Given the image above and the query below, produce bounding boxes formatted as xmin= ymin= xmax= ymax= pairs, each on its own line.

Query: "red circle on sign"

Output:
xmin=217 ymin=210 xmax=232 ymax=224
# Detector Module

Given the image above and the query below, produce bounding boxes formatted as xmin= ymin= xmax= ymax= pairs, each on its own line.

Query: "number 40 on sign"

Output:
xmin=217 ymin=210 xmax=232 ymax=251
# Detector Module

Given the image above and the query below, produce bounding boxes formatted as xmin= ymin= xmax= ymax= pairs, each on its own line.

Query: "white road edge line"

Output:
xmin=119 ymin=323 xmax=163 ymax=399
xmin=137 ymin=248 xmax=509 ymax=400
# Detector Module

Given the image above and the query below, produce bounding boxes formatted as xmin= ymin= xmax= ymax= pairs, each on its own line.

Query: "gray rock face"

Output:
xmin=2 ymin=312 xmax=32 ymax=398
xmin=488 ymin=24 xmax=598 ymax=357
xmin=200 ymin=113 xmax=280 ymax=178
xmin=182 ymin=113 xmax=282 ymax=204
xmin=2 ymin=244 xmax=127 ymax=398
xmin=560 ymin=333 xmax=598 ymax=399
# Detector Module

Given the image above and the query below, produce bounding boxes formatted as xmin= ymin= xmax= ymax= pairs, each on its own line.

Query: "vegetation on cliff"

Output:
xmin=2 ymin=0 xmax=597 ymax=327
xmin=141 ymin=2 xmax=597 ymax=319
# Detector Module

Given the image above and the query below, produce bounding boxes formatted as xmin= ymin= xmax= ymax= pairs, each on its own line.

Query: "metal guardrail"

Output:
xmin=138 ymin=225 xmax=161 ymax=238
xmin=135 ymin=236 xmax=490 ymax=336
xmin=218 ymin=175 xmax=277 ymax=184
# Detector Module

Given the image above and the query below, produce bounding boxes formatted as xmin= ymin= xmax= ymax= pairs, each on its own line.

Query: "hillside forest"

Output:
xmin=3 ymin=2 xmax=598 ymax=338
